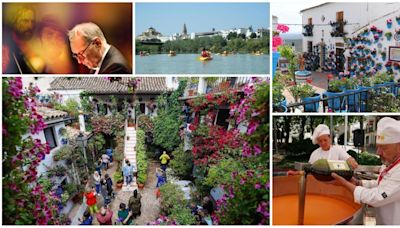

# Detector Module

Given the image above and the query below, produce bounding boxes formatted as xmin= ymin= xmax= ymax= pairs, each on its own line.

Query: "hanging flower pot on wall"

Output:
xmin=387 ymin=19 xmax=393 ymax=29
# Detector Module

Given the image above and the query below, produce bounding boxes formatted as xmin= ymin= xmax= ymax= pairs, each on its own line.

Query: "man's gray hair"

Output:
xmin=68 ymin=22 xmax=107 ymax=44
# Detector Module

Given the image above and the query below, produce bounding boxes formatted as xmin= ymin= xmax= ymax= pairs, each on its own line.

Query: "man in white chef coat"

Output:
xmin=332 ymin=117 xmax=400 ymax=225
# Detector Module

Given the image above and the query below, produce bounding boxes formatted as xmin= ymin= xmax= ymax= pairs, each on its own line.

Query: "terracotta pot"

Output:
xmin=116 ymin=182 xmax=123 ymax=189
xmin=138 ymin=183 xmax=145 ymax=190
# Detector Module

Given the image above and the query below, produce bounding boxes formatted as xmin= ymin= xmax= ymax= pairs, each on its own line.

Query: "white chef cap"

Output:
xmin=312 ymin=124 xmax=330 ymax=145
xmin=376 ymin=117 xmax=400 ymax=144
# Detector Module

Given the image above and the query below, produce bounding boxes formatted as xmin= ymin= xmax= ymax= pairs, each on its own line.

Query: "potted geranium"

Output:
xmin=137 ymin=172 xmax=147 ymax=190
xmin=324 ymin=79 xmax=345 ymax=111
xmin=343 ymin=77 xmax=360 ymax=112
xmin=385 ymin=32 xmax=392 ymax=41
xmin=113 ymin=171 xmax=124 ymax=189
xmin=387 ymin=18 xmax=393 ymax=29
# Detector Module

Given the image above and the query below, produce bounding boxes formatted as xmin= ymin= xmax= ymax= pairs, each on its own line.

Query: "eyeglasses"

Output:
xmin=72 ymin=40 xmax=94 ymax=60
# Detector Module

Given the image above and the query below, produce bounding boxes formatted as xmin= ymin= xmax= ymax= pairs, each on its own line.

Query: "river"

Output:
xmin=136 ymin=53 xmax=269 ymax=74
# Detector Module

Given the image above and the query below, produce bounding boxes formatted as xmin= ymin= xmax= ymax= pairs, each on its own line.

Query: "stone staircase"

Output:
xmin=122 ymin=125 xmax=138 ymax=192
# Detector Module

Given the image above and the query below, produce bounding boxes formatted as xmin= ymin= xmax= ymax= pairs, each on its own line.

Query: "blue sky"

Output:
xmin=136 ymin=3 xmax=270 ymax=36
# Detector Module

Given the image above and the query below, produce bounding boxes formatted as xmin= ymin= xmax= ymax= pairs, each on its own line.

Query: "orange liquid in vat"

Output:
xmin=273 ymin=194 xmax=359 ymax=225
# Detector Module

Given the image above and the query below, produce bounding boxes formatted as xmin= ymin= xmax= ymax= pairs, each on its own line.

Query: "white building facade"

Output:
xmin=301 ymin=2 xmax=400 ymax=76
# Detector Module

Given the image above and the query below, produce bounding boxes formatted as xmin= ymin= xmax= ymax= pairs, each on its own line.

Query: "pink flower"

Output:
xmin=387 ymin=19 xmax=392 ymax=24
xmin=231 ymin=171 xmax=238 ymax=180
xmin=242 ymin=142 xmax=252 ymax=157
xmin=247 ymin=121 xmax=259 ymax=135
xmin=255 ymin=183 xmax=262 ymax=189
xmin=247 ymin=170 xmax=254 ymax=178
xmin=240 ymin=178 xmax=246 ymax=185
xmin=254 ymin=145 xmax=262 ymax=155
xmin=272 ymin=36 xmax=283 ymax=51
xmin=8 ymin=77 xmax=23 ymax=99
xmin=277 ymin=24 xmax=289 ymax=33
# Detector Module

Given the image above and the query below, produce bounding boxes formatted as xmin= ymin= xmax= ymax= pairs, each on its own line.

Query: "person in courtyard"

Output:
xmin=84 ymin=186 xmax=98 ymax=215
xmin=117 ymin=203 xmax=133 ymax=225
xmin=100 ymin=178 xmax=110 ymax=206
xmin=93 ymin=171 xmax=101 ymax=194
xmin=122 ymin=159 xmax=135 ymax=186
xmin=79 ymin=210 xmax=93 ymax=225
xmin=105 ymin=173 xmax=114 ymax=200
xmin=156 ymin=168 xmax=166 ymax=187
xmin=202 ymin=196 xmax=214 ymax=216
xmin=331 ymin=117 xmax=400 ymax=225
xmin=287 ymin=124 xmax=358 ymax=175
xmin=101 ymin=153 xmax=110 ymax=170
xmin=201 ymin=48 xmax=210 ymax=58
xmin=68 ymin=22 xmax=131 ymax=74
xmin=106 ymin=148 xmax=113 ymax=164
xmin=95 ymin=160 xmax=102 ymax=177
xmin=96 ymin=205 xmax=113 ymax=225
xmin=128 ymin=189 xmax=142 ymax=219
xmin=159 ymin=151 xmax=170 ymax=171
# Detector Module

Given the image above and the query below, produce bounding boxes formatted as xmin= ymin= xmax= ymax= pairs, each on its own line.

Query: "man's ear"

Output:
xmin=93 ymin=37 xmax=102 ymax=47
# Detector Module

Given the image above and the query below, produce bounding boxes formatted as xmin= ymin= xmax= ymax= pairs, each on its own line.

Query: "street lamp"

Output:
xmin=76 ymin=131 xmax=89 ymax=174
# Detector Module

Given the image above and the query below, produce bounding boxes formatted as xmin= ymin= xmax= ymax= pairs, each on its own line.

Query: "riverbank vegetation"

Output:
xmin=136 ymin=35 xmax=269 ymax=55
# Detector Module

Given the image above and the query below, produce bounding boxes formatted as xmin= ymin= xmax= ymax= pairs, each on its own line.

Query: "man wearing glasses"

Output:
xmin=68 ymin=22 xmax=131 ymax=74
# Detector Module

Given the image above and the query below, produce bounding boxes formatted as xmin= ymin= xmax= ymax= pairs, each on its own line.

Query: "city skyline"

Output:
xmin=136 ymin=3 xmax=270 ymax=36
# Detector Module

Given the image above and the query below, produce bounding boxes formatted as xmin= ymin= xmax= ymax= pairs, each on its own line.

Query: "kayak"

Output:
xmin=198 ymin=56 xmax=213 ymax=61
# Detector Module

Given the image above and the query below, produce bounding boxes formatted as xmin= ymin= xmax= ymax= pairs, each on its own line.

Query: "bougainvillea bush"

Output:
xmin=2 ymin=77 xmax=66 ymax=224
xmin=188 ymin=78 xmax=269 ymax=225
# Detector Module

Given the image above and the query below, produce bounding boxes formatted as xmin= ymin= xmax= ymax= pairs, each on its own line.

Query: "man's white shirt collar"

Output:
xmin=93 ymin=44 xmax=111 ymax=74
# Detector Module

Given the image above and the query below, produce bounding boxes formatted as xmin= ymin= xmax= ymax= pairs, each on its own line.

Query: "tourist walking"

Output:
xmin=96 ymin=206 xmax=113 ymax=225
xmin=106 ymin=148 xmax=113 ymax=163
xmin=79 ymin=210 xmax=93 ymax=225
xmin=93 ymin=171 xmax=101 ymax=194
xmin=101 ymin=153 xmax=110 ymax=170
xmin=117 ymin=203 xmax=133 ymax=225
xmin=84 ymin=187 xmax=98 ymax=215
xmin=128 ymin=189 xmax=142 ymax=219
xmin=95 ymin=160 xmax=102 ymax=177
xmin=105 ymin=173 xmax=114 ymax=200
xmin=159 ymin=151 xmax=170 ymax=171
xmin=156 ymin=168 xmax=166 ymax=188
xmin=122 ymin=160 xmax=135 ymax=185
xmin=100 ymin=178 xmax=110 ymax=206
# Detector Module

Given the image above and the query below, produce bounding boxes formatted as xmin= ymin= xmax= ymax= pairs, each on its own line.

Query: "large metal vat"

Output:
xmin=273 ymin=175 xmax=364 ymax=225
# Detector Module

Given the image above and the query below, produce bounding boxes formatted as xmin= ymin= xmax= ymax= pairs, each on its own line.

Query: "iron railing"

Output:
xmin=279 ymin=83 xmax=399 ymax=113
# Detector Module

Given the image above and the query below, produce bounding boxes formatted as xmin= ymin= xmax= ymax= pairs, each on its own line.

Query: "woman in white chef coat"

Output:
xmin=332 ymin=117 xmax=400 ymax=225
xmin=287 ymin=124 xmax=358 ymax=175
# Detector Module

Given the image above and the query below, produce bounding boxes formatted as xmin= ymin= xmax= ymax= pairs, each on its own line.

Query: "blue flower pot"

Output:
xmin=302 ymin=93 xmax=320 ymax=112
xmin=323 ymin=91 xmax=344 ymax=111
xmin=272 ymin=52 xmax=280 ymax=79
xmin=344 ymin=89 xmax=360 ymax=112
xmin=387 ymin=23 xmax=392 ymax=29
xmin=359 ymin=86 xmax=372 ymax=101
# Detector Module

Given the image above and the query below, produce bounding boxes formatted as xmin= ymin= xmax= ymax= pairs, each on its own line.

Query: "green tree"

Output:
xmin=153 ymin=80 xmax=187 ymax=151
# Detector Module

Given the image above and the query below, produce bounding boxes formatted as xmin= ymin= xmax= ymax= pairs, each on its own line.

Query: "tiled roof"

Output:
xmin=49 ymin=77 xmax=169 ymax=94
xmin=36 ymin=107 xmax=68 ymax=121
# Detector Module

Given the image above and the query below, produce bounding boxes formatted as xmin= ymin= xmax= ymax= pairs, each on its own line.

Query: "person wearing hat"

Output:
xmin=287 ymin=124 xmax=358 ymax=175
xmin=332 ymin=117 xmax=400 ymax=225
xmin=308 ymin=124 xmax=358 ymax=168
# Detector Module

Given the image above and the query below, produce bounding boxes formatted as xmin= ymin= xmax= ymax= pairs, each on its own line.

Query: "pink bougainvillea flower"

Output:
xmin=272 ymin=36 xmax=283 ymax=51
xmin=255 ymin=183 xmax=262 ymax=189
xmin=277 ymin=24 xmax=289 ymax=33
xmin=247 ymin=170 xmax=254 ymax=178
xmin=254 ymin=145 xmax=262 ymax=155
xmin=247 ymin=121 xmax=260 ymax=135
